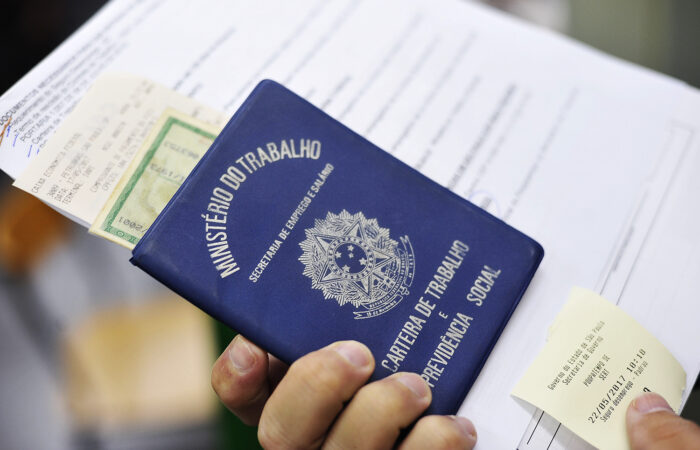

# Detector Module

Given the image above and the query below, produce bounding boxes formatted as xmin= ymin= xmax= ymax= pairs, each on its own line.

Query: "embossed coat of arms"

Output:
xmin=299 ymin=210 xmax=415 ymax=319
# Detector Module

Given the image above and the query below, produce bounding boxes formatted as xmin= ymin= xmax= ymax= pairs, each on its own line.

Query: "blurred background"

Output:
xmin=0 ymin=1 xmax=698 ymax=448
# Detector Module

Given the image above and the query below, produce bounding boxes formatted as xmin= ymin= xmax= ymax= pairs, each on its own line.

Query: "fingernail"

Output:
xmin=451 ymin=415 xmax=477 ymax=440
xmin=229 ymin=335 xmax=256 ymax=373
xmin=632 ymin=392 xmax=674 ymax=415
xmin=333 ymin=341 xmax=372 ymax=368
xmin=397 ymin=373 xmax=430 ymax=399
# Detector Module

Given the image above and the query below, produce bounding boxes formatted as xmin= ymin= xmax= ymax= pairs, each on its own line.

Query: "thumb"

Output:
xmin=626 ymin=392 xmax=700 ymax=450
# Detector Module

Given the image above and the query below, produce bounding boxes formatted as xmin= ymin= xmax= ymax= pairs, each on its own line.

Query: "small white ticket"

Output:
xmin=13 ymin=73 xmax=227 ymax=226
xmin=512 ymin=287 xmax=686 ymax=450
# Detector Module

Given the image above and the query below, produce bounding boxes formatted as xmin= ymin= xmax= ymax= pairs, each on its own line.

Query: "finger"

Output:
xmin=323 ymin=372 xmax=432 ymax=449
xmin=257 ymin=341 xmax=374 ymax=449
xmin=626 ymin=392 xmax=700 ymax=450
xmin=399 ymin=415 xmax=477 ymax=450
xmin=211 ymin=335 xmax=271 ymax=425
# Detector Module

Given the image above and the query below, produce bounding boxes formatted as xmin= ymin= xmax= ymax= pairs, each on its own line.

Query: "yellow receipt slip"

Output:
xmin=512 ymin=287 xmax=686 ymax=450
xmin=13 ymin=73 xmax=226 ymax=226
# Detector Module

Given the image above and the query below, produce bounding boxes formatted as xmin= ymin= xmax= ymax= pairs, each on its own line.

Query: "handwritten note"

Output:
xmin=512 ymin=287 xmax=686 ymax=450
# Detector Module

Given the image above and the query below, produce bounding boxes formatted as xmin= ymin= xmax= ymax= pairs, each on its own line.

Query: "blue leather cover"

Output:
xmin=131 ymin=80 xmax=543 ymax=415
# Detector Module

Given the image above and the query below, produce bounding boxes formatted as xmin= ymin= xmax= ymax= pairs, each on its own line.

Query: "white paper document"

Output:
xmin=1 ymin=1 xmax=699 ymax=448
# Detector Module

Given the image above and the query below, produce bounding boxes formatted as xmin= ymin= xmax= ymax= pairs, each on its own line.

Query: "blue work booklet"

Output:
xmin=131 ymin=80 xmax=543 ymax=415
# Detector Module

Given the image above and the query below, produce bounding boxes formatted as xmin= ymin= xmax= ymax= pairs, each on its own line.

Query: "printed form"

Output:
xmin=1 ymin=1 xmax=699 ymax=448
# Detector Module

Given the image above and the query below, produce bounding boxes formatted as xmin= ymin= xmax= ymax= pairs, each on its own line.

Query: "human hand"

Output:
xmin=211 ymin=335 xmax=477 ymax=449
xmin=626 ymin=392 xmax=700 ymax=449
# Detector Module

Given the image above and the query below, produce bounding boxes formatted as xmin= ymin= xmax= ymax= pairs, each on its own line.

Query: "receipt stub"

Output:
xmin=512 ymin=287 xmax=686 ymax=450
xmin=13 ymin=73 xmax=226 ymax=227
